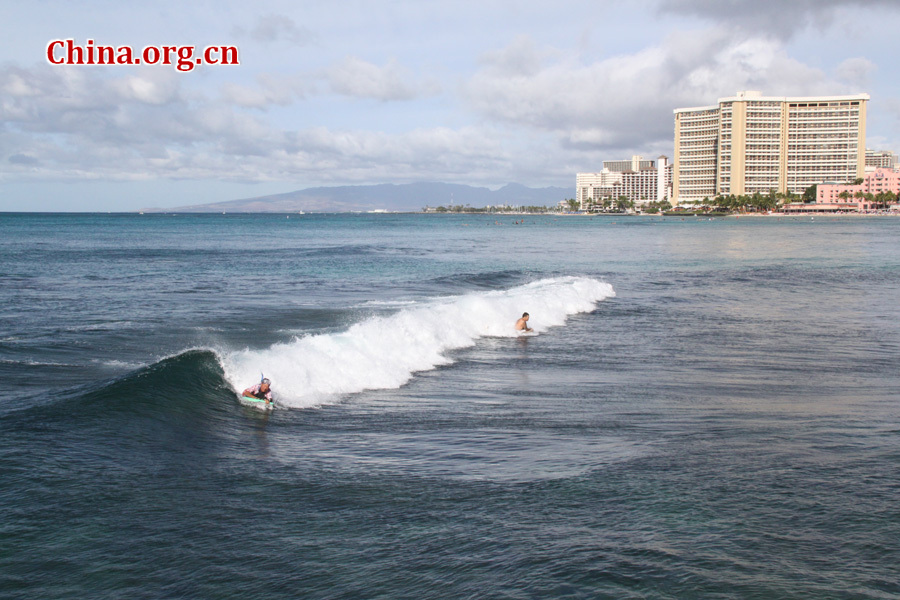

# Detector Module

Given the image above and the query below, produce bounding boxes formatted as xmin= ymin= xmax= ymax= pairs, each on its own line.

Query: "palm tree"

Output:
xmin=803 ymin=184 xmax=818 ymax=203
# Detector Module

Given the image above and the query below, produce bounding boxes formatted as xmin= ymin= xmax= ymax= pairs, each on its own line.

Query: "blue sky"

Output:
xmin=2 ymin=0 xmax=899 ymax=211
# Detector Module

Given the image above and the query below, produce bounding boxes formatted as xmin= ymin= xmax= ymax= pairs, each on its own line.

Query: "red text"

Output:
xmin=46 ymin=39 xmax=239 ymax=72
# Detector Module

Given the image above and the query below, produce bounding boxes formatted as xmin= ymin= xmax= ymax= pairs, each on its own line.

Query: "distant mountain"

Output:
xmin=147 ymin=182 xmax=572 ymax=213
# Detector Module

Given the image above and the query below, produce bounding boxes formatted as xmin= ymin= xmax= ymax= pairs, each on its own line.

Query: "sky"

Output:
xmin=2 ymin=0 xmax=900 ymax=211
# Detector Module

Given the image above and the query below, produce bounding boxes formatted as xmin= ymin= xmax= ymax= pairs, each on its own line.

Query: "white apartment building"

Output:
xmin=674 ymin=91 xmax=869 ymax=203
xmin=576 ymin=171 xmax=622 ymax=208
xmin=673 ymin=107 xmax=719 ymax=202
xmin=576 ymin=155 xmax=672 ymax=210
xmin=866 ymin=149 xmax=898 ymax=171
xmin=603 ymin=157 xmax=655 ymax=172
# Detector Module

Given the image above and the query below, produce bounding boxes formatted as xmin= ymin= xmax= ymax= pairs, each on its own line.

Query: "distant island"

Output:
xmin=141 ymin=182 xmax=571 ymax=213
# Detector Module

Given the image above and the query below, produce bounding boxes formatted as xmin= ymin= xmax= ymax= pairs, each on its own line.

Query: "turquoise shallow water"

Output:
xmin=1 ymin=213 xmax=899 ymax=598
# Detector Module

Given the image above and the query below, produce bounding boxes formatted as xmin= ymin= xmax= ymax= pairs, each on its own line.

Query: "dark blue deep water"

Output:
xmin=1 ymin=213 xmax=899 ymax=599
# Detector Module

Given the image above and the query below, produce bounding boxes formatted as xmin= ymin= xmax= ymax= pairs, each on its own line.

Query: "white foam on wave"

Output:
xmin=219 ymin=277 xmax=615 ymax=408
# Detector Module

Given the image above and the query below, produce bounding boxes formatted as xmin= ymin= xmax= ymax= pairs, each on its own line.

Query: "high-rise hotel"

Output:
xmin=576 ymin=155 xmax=672 ymax=210
xmin=673 ymin=91 xmax=869 ymax=203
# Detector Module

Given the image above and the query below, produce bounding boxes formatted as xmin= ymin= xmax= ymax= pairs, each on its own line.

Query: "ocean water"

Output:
xmin=1 ymin=212 xmax=899 ymax=599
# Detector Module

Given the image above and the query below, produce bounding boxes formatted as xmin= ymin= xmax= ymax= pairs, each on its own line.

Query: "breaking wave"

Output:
xmin=220 ymin=277 xmax=614 ymax=408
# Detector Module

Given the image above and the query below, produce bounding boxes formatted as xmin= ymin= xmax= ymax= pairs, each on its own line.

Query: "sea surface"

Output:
xmin=1 ymin=212 xmax=899 ymax=599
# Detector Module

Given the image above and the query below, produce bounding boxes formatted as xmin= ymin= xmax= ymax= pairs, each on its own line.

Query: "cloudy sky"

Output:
xmin=2 ymin=0 xmax=899 ymax=211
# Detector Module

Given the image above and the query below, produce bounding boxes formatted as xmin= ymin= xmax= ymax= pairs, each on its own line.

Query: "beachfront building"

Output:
xmin=673 ymin=91 xmax=869 ymax=204
xmin=576 ymin=155 xmax=672 ymax=210
xmin=800 ymin=167 xmax=900 ymax=212
xmin=576 ymin=171 xmax=622 ymax=208
xmin=865 ymin=149 xmax=898 ymax=171
xmin=673 ymin=106 xmax=719 ymax=203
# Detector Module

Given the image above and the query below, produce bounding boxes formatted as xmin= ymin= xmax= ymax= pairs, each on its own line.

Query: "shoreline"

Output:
xmin=561 ymin=211 xmax=900 ymax=218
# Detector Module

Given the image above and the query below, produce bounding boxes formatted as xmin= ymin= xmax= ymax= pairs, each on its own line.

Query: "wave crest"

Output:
xmin=220 ymin=277 xmax=614 ymax=408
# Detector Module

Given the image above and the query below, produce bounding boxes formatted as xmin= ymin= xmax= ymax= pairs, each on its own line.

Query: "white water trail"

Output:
xmin=220 ymin=277 xmax=614 ymax=408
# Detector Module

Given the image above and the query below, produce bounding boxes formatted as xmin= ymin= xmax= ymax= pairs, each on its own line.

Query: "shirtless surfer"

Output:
xmin=515 ymin=312 xmax=533 ymax=333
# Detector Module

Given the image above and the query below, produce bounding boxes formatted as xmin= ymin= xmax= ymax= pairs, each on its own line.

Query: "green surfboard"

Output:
xmin=240 ymin=395 xmax=274 ymax=410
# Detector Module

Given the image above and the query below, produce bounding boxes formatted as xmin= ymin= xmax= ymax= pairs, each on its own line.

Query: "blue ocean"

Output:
xmin=1 ymin=212 xmax=899 ymax=599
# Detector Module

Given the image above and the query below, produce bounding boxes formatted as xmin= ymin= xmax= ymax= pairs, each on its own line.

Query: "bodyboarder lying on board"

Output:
xmin=243 ymin=378 xmax=273 ymax=406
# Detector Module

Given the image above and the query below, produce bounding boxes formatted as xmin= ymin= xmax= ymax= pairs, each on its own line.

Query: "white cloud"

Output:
xmin=477 ymin=35 xmax=558 ymax=77
xmin=220 ymin=55 xmax=437 ymax=108
xmin=111 ymin=72 xmax=182 ymax=105
xmin=325 ymin=56 xmax=438 ymax=101
xmin=463 ymin=29 xmax=848 ymax=152
xmin=835 ymin=57 xmax=876 ymax=88
xmin=233 ymin=13 xmax=316 ymax=46
xmin=0 ymin=62 xmax=512 ymax=185
xmin=221 ymin=73 xmax=313 ymax=108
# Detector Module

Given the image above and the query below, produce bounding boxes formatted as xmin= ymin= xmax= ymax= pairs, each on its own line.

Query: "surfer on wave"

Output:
xmin=515 ymin=312 xmax=533 ymax=333
xmin=243 ymin=377 xmax=273 ymax=407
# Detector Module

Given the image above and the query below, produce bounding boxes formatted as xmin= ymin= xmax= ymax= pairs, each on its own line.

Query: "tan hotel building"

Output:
xmin=673 ymin=91 xmax=869 ymax=203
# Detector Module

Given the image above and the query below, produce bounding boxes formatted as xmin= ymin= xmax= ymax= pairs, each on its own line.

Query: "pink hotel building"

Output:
xmin=811 ymin=167 xmax=900 ymax=212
